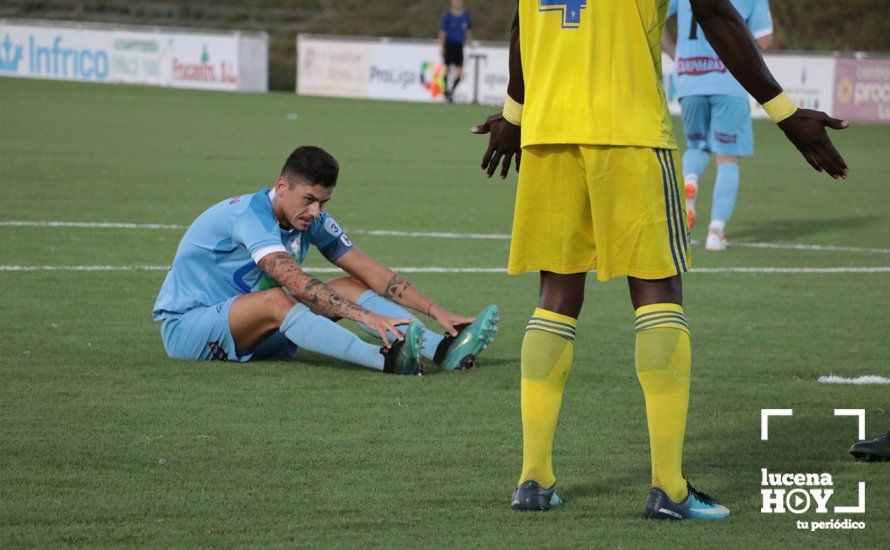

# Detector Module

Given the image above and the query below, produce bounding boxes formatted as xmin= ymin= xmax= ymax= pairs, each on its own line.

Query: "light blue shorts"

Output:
xmin=679 ymin=95 xmax=754 ymax=157
xmin=160 ymin=296 xmax=296 ymax=362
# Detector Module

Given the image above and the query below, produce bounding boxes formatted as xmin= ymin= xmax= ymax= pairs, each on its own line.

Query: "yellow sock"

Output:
xmin=519 ymin=308 xmax=576 ymax=488
xmin=634 ymin=303 xmax=691 ymax=503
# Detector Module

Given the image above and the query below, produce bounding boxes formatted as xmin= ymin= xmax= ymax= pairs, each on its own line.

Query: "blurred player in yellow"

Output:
xmin=472 ymin=0 xmax=848 ymax=519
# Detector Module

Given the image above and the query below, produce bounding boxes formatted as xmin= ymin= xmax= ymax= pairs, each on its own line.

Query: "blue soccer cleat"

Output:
xmin=434 ymin=304 xmax=499 ymax=371
xmin=643 ymin=482 xmax=730 ymax=520
xmin=511 ymin=480 xmax=564 ymax=511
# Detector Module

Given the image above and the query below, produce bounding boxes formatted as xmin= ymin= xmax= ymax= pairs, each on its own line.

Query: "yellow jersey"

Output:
xmin=519 ymin=0 xmax=676 ymax=149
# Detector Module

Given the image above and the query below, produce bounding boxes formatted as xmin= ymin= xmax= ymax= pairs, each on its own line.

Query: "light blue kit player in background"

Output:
xmin=663 ymin=0 xmax=774 ymax=251
xmin=153 ymin=146 xmax=499 ymax=374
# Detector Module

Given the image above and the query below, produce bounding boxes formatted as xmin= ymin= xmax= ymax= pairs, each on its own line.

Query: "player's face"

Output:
xmin=275 ymin=177 xmax=332 ymax=231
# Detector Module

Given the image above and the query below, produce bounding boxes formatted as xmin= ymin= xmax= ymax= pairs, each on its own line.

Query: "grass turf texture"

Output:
xmin=1 ymin=77 xmax=889 ymax=546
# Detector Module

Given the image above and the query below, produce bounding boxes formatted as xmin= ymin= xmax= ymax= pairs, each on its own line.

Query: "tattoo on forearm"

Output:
xmin=258 ymin=253 xmax=366 ymax=322
xmin=383 ymin=274 xmax=412 ymax=301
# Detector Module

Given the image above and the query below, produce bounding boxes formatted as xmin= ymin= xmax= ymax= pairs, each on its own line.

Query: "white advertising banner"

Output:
xmin=168 ymin=34 xmax=239 ymax=90
xmin=367 ymin=41 xmax=441 ymax=102
xmin=0 ymin=20 xmax=267 ymax=92
xmin=297 ymin=35 xmax=888 ymax=123
xmin=297 ymin=35 xmax=508 ymax=105
xmin=297 ymin=37 xmax=369 ymax=98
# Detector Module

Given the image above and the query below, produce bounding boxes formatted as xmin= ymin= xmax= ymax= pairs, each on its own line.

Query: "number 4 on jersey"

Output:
xmin=539 ymin=0 xmax=587 ymax=29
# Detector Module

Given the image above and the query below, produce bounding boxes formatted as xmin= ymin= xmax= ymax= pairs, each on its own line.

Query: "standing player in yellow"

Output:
xmin=473 ymin=0 xmax=848 ymax=519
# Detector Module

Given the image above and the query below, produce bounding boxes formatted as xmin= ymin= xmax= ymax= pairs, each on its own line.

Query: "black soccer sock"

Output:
xmin=450 ymin=76 xmax=462 ymax=94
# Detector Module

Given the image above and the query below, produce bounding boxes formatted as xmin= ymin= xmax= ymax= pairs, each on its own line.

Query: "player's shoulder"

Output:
xmin=228 ymin=188 xmax=280 ymax=233
xmin=309 ymin=211 xmax=346 ymax=240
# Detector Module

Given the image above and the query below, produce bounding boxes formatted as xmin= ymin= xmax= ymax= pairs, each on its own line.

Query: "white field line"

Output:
xmin=2 ymin=265 xmax=890 ymax=274
xmin=0 ymin=220 xmax=188 ymax=230
xmin=818 ymin=375 xmax=890 ymax=385
xmin=2 ymin=220 xmax=889 ymax=255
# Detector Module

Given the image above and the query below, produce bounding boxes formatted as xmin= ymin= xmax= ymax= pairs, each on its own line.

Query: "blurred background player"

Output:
xmin=663 ymin=0 xmax=774 ymax=251
xmin=438 ymin=0 xmax=473 ymax=103
xmin=153 ymin=146 xmax=498 ymax=374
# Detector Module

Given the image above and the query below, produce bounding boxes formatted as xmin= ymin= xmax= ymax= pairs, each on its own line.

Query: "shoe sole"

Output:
xmin=442 ymin=305 xmax=500 ymax=371
xmin=396 ymin=322 xmax=424 ymax=375
xmin=851 ymin=451 xmax=890 ymax=462
xmin=511 ymin=492 xmax=563 ymax=512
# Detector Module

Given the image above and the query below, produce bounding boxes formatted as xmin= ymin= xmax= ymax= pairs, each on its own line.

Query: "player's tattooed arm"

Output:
xmin=333 ymin=248 xmax=472 ymax=336
xmin=258 ymin=252 xmax=409 ymax=345
xmin=258 ymin=252 xmax=368 ymax=322
xmin=383 ymin=273 xmax=410 ymax=301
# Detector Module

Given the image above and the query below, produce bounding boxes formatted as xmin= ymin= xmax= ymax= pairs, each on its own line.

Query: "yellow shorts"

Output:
xmin=509 ymin=145 xmax=690 ymax=281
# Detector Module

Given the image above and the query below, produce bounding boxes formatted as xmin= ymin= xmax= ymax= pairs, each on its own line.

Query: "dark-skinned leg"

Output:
xmin=627 ymin=275 xmax=682 ymax=309
xmin=516 ymin=271 xmax=585 ymax=496
xmin=538 ymin=271 xmax=587 ymax=318
xmin=629 ymin=274 xmax=691 ymax=503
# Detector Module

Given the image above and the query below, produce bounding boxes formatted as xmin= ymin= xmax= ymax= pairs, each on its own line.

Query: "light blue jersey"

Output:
xmin=153 ymin=187 xmax=353 ymax=321
xmin=668 ymin=0 xmax=773 ymax=98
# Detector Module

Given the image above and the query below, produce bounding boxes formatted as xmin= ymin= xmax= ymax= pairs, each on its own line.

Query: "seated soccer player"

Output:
xmin=152 ymin=145 xmax=499 ymax=374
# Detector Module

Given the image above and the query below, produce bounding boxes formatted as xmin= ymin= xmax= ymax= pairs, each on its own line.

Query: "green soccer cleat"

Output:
xmin=511 ymin=480 xmax=564 ymax=511
xmin=381 ymin=321 xmax=424 ymax=375
xmin=434 ymin=304 xmax=500 ymax=371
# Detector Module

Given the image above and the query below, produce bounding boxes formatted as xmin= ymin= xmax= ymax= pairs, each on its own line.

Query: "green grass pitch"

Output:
xmin=1 ymin=77 xmax=889 ymax=546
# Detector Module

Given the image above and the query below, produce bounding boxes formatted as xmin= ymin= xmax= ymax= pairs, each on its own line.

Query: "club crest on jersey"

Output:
xmin=539 ymin=0 xmax=587 ymax=29
xmin=286 ymin=233 xmax=302 ymax=257
xmin=324 ymin=217 xmax=343 ymax=237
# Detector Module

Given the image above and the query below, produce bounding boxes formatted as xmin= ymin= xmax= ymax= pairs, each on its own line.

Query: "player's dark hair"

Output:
xmin=280 ymin=146 xmax=339 ymax=188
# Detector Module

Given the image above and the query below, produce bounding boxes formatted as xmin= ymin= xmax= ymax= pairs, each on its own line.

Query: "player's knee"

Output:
xmin=264 ymin=289 xmax=296 ymax=324
xmin=716 ymin=155 xmax=740 ymax=165
xmin=538 ymin=272 xmax=586 ymax=318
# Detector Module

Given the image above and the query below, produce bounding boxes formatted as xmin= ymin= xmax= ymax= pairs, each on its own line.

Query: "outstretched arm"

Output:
xmin=471 ymin=4 xmax=523 ymax=179
xmin=690 ymin=0 xmax=848 ymax=178
xmin=334 ymin=248 xmax=474 ymax=336
xmin=258 ymin=252 xmax=409 ymax=345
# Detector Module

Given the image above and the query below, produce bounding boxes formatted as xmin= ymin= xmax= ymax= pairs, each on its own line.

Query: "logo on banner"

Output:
xmin=0 ymin=34 xmax=24 ymax=72
xmin=173 ymin=44 xmax=236 ymax=84
xmin=420 ymin=60 xmax=446 ymax=99
xmin=760 ymin=409 xmax=867 ymax=532
xmin=1 ymin=33 xmax=109 ymax=79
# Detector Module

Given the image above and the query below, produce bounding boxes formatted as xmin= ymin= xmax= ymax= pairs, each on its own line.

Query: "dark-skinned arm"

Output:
xmin=690 ymin=0 xmax=849 ymax=178
xmin=257 ymin=252 xmax=409 ymax=345
xmin=471 ymin=3 xmax=523 ymax=179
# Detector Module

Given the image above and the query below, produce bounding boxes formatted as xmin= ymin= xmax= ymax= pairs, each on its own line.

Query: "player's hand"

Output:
xmin=777 ymin=109 xmax=850 ymax=179
xmin=428 ymin=304 xmax=475 ymax=337
xmin=471 ymin=112 xmax=521 ymax=179
xmin=362 ymin=313 xmax=411 ymax=347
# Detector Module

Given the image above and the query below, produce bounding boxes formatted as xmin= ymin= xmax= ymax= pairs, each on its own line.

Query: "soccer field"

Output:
xmin=1 ymin=77 xmax=888 ymax=547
